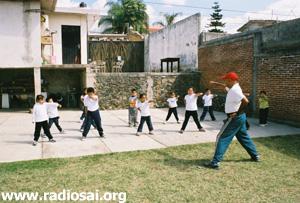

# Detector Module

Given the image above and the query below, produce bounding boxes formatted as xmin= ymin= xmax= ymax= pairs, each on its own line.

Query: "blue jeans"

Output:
xmin=212 ymin=113 xmax=259 ymax=165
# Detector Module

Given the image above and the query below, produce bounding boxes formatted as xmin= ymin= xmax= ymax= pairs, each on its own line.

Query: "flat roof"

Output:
xmin=54 ymin=7 xmax=100 ymax=15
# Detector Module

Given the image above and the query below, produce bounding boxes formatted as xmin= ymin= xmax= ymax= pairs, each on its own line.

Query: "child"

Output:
xmin=82 ymin=87 xmax=104 ymax=140
xmin=80 ymin=88 xmax=97 ymax=132
xmin=180 ymin=87 xmax=205 ymax=134
xmin=32 ymin=95 xmax=56 ymax=146
xmin=136 ymin=94 xmax=154 ymax=136
xmin=258 ymin=91 xmax=269 ymax=126
xmin=47 ymin=97 xmax=64 ymax=133
xmin=164 ymin=92 xmax=180 ymax=124
xmin=80 ymin=88 xmax=87 ymax=122
xmin=128 ymin=89 xmax=138 ymax=127
xmin=200 ymin=89 xmax=217 ymax=121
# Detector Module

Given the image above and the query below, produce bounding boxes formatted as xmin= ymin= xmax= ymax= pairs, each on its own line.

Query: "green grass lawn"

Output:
xmin=0 ymin=135 xmax=300 ymax=203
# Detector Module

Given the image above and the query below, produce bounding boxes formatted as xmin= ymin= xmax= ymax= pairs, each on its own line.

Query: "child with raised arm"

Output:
xmin=200 ymin=88 xmax=217 ymax=121
xmin=258 ymin=91 xmax=269 ymax=126
xmin=47 ymin=97 xmax=64 ymax=133
xmin=128 ymin=89 xmax=138 ymax=127
xmin=164 ymin=92 xmax=180 ymax=124
xmin=179 ymin=87 xmax=205 ymax=134
xmin=136 ymin=94 xmax=154 ymax=136
xmin=82 ymin=87 xmax=104 ymax=140
xmin=32 ymin=95 xmax=56 ymax=146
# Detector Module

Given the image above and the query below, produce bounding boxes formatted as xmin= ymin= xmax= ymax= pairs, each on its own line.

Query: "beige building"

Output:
xmin=0 ymin=0 xmax=100 ymax=109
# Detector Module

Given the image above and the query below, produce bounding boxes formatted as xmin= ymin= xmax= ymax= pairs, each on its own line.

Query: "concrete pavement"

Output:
xmin=0 ymin=108 xmax=299 ymax=163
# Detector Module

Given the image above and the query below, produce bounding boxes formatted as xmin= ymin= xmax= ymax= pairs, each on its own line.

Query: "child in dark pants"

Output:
xmin=164 ymin=92 xmax=180 ymax=124
xmin=180 ymin=87 xmax=205 ymax=134
xmin=136 ymin=94 xmax=154 ymax=136
xmin=82 ymin=87 xmax=104 ymax=140
xmin=32 ymin=95 xmax=56 ymax=146
xmin=258 ymin=91 xmax=269 ymax=126
xmin=200 ymin=89 xmax=217 ymax=121
xmin=47 ymin=98 xmax=64 ymax=133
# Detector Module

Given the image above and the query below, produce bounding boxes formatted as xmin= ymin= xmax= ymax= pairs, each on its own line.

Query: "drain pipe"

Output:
xmin=251 ymin=32 xmax=262 ymax=114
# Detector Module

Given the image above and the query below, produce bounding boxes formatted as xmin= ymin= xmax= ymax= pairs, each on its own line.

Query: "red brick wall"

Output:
xmin=198 ymin=37 xmax=300 ymax=124
xmin=257 ymin=55 xmax=300 ymax=123
xmin=199 ymin=38 xmax=254 ymax=94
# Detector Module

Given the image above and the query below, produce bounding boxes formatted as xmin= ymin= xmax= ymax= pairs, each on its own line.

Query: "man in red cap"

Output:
xmin=203 ymin=72 xmax=260 ymax=169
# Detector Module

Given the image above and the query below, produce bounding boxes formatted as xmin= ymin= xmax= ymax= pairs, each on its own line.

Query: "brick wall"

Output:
xmin=198 ymin=38 xmax=254 ymax=111
xmin=198 ymin=31 xmax=300 ymax=125
xmin=257 ymin=55 xmax=300 ymax=123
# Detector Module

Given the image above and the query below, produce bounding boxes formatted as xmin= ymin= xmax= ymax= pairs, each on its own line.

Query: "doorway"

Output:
xmin=62 ymin=25 xmax=81 ymax=64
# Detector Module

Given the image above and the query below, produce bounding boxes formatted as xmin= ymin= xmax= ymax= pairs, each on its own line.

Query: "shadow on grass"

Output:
xmin=152 ymin=150 xmax=210 ymax=170
xmin=255 ymin=135 xmax=300 ymax=160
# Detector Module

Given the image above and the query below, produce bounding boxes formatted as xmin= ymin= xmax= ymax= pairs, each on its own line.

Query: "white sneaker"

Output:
xmin=163 ymin=121 xmax=167 ymax=124
xmin=81 ymin=136 xmax=86 ymax=141
xmin=260 ymin=124 xmax=266 ymax=127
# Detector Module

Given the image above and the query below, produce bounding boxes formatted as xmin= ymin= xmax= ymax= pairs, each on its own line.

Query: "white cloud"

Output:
xmin=92 ymin=0 xmax=108 ymax=14
xmin=163 ymin=0 xmax=187 ymax=5
xmin=56 ymin=0 xmax=79 ymax=7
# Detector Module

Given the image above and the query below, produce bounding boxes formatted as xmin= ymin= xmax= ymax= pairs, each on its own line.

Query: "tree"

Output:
xmin=208 ymin=2 xmax=225 ymax=33
xmin=153 ymin=13 xmax=181 ymax=27
xmin=98 ymin=0 xmax=149 ymax=34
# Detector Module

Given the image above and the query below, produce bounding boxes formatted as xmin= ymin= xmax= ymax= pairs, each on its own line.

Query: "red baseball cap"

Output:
xmin=221 ymin=72 xmax=239 ymax=81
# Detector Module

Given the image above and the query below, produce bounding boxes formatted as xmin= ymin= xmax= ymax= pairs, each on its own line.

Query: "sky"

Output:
xmin=56 ymin=0 xmax=300 ymax=33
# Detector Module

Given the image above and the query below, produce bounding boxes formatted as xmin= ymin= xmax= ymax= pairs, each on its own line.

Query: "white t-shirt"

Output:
xmin=47 ymin=103 xmax=60 ymax=118
xmin=84 ymin=95 xmax=99 ymax=111
xmin=32 ymin=103 xmax=48 ymax=122
xmin=202 ymin=95 xmax=214 ymax=107
xmin=137 ymin=101 xmax=151 ymax=117
xmin=167 ymin=98 xmax=178 ymax=108
xmin=225 ymin=83 xmax=245 ymax=113
xmin=184 ymin=94 xmax=198 ymax=111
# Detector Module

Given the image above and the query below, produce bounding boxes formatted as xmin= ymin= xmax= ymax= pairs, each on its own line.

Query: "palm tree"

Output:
xmin=98 ymin=0 xmax=149 ymax=34
xmin=153 ymin=12 xmax=182 ymax=27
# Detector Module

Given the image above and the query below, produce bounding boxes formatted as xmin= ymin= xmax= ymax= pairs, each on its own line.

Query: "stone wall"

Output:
xmin=94 ymin=72 xmax=201 ymax=110
xmin=144 ymin=13 xmax=201 ymax=72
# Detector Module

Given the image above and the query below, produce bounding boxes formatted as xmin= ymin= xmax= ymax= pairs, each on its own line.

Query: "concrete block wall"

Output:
xmin=145 ymin=13 xmax=201 ymax=72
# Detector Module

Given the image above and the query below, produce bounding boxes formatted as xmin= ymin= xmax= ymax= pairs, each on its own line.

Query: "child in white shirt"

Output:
xmin=32 ymin=95 xmax=56 ymax=146
xmin=164 ymin=92 xmax=180 ymax=124
xmin=82 ymin=87 xmax=104 ymax=140
xmin=47 ymin=98 xmax=63 ymax=133
xmin=180 ymin=87 xmax=205 ymax=134
xmin=136 ymin=94 xmax=154 ymax=136
xmin=200 ymin=89 xmax=217 ymax=121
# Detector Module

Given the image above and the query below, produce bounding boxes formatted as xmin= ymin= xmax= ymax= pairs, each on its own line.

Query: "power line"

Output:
xmin=144 ymin=1 xmax=295 ymax=17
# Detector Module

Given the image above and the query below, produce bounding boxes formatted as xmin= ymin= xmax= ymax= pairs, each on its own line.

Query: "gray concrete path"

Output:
xmin=0 ymin=108 xmax=299 ymax=163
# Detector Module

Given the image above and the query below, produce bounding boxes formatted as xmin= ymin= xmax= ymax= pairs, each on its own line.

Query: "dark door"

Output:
xmin=62 ymin=25 xmax=81 ymax=64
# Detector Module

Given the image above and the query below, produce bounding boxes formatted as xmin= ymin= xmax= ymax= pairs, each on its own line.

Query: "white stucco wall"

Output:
xmin=145 ymin=13 xmax=201 ymax=72
xmin=0 ymin=1 xmax=41 ymax=68
xmin=47 ymin=12 xmax=88 ymax=64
